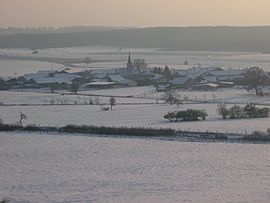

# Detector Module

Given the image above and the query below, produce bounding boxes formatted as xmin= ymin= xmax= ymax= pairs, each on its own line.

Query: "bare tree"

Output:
xmin=163 ymin=91 xmax=179 ymax=106
xmin=84 ymin=57 xmax=92 ymax=68
xmin=175 ymin=98 xmax=182 ymax=108
xmin=109 ymin=97 xmax=116 ymax=110
xmin=19 ymin=112 xmax=27 ymax=124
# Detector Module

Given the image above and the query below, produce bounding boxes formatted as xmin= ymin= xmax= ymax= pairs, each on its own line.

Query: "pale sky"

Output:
xmin=1 ymin=0 xmax=270 ymax=27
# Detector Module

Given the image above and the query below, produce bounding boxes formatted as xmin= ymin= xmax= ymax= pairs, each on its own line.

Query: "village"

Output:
xmin=0 ymin=53 xmax=257 ymax=93
xmin=2 ymin=51 xmax=270 ymax=135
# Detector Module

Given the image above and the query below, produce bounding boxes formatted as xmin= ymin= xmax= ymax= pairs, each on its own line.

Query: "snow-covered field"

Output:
xmin=0 ymin=102 xmax=269 ymax=133
xmin=1 ymin=132 xmax=270 ymax=203
xmin=2 ymin=45 xmax=270 ymax=203
xmin=0 ymin=59 xmax=63 ymax=79
xmin=1 ymin=86 xmax=267 ymax=105
xmin=80 ymin=86 xmax=156 ymax=97
xmin=2 ymin=47 xmax=270 ymax=78
xmin=2 ymin=47 xmax=270 ymax=133
xmin=1 ymin=87 xmax=270 ymax=133
xmin=0 ymin=90 xmax=156 ymax=105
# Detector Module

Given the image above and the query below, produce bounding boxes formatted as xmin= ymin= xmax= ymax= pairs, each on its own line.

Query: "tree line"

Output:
xmin=164 ymin=104 xmax=270 ymax=122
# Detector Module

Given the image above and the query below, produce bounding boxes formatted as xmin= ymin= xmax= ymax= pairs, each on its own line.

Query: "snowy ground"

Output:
xmin=0 ymin=90 xmax=156 ymax=105
xmin=3 ymin=47 xmax=270 ymax=78
xmin=0 ymin=102 xmax=270 ymax=134
xmin=0 ymin=59 xmax=63 ymax=79
xmin=1 ymin=87 xmax=270 ymax=133
xmin=2 ymin=46 xmax=270 ymax=133
xmin=1 ymin=132 xmax=270 ymax=203
xmin=2 ymin=86 xmax=269 ymax=105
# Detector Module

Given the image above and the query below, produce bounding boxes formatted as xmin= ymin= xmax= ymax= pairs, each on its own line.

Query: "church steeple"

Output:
xmin=127 ymin=52 xmax=133 ymax=69
xmin=128 ymin=52 xmax=131 ymax=64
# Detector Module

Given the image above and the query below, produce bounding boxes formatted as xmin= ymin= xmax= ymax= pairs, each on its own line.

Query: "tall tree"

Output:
xmin=163 ymin=65 xmax=171 ymax=79
xmin=109 ymin=97 xmax=116 ymax=110
xmin=70 ymin=81 xmax=80 ymax=95
xmin=84 ymin=57 xmax=92 ymax=68
xmin=242 ymin=67 xmax=267 ymax=96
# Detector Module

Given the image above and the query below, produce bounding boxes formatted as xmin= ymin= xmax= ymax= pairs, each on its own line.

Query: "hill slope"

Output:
xmin=1 ymin=26 xmax=270 ymax=52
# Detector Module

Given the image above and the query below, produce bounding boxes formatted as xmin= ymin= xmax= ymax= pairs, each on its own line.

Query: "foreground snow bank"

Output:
xmin=1 ymin=132 xmax=270 ymax=203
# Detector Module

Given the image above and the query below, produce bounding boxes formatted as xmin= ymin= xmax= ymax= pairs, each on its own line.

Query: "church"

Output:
xmin=126 ymin=52 xmax=134 ymax=71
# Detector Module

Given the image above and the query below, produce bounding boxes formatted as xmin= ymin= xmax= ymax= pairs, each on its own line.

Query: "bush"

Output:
xmin=214 ymin=134 xmax=228 ymax=140
xmin=229 ymin=105 xmax=244 ymax=119
xmin=163 ymin=111 xmax=177 ymax=122
xmin=244 ymin=103 xmax=257 ymax=118
xmin=164 ymin=109 xmax=208 ymax=122
xmin=1 ymin=198 xmax=11 ymax=203
xmin=257 ymin=108 xmax=270 ymax=117
xmin=23 ymin=124 xmax=40 ymax=131
xmin=217 ymin=103 xmax=229 ymax=119
xmin=61 ymin=125 xmax=176 ymax=137
xmin=244 ymin=131 xmax=270 ymax=141
xmin=0 ymin=123 xmax=21 ymax=131
xmin=218 ymin=104 xmax=270 ymax=119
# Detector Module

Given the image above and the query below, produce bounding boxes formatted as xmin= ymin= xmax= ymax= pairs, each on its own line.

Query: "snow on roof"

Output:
xmin=92 ymin=68 xmax=117 ymax=75
xmin=178 ymin=67 xmax=223 ymax=79
xmin=219 ymin=81 xmax=234 ymax=85
xmin=179 ymin=66 xmax=222 ymax=75
xmin=171 ymin=77 xmax=190 ymax=85
xmin=203 ymin=75 xmax=217 ymax=82
xmin=153 ymin=74 xmax=164 ymax=79
xmin=59 ymin=67 xmax=85 ymax=74
xmin=107 ymin=74 xmax=127 ymax=82
xmin=193 ymin=83 xmax=219 ymax=87
xmin=24 ymin=71 xmax=81 ymax=84
xmin=209 ymin=69 xmax=244 ymax=76
xmin=107 ymin=74 xmax=135 ymax=84
xmin=86 ymin=81 xmax=116 ymax=86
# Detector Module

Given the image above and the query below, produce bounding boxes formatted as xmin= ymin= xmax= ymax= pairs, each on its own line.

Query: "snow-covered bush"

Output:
xmin=218 ymin=104 xmax=270 ymax=119
xmin=164 ymin=109 xmax=208 ymax=122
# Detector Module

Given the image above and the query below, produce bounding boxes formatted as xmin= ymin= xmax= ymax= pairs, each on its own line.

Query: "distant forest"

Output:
xmin=1 ymin=26 xmax=270 ymax=52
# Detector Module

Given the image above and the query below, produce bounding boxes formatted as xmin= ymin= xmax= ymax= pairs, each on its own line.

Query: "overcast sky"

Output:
xmin=1 ymin=0 xmax=270 ymax=27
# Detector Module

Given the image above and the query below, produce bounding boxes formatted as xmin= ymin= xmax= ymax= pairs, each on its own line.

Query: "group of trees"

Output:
xmin=164 ymin=109 xmax=208 ymax=122
xmin=163 ymin=91 xmax=182 ymax=107
xmin=217 ymin=103 xmax=270 ymax=119
xmin=70 ymin=81 xmax=80 ymax=95
xmin=240 ymin=67 xmax=269 ymax=96
xmin=151 ymin=65 xmax=178 ymax=79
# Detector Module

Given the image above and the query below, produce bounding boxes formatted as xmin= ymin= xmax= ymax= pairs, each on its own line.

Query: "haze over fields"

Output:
xmin=2 ymin=0 xmax=270 ymax=27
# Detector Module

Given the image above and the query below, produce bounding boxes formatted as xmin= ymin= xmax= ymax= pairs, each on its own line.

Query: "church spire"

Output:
xmin=128 ymin=52 xmax=131 ymax=64
xmin=127 ymin=52 xmax=133 ymax=69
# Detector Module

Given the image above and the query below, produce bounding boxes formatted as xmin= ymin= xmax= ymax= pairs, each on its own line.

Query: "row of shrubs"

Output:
xmin=0 ymin=123 xmax=175 ymax=137
xmin=164 ymin=109 xmax=208 ymax=122
xmin=60 ymin=125 xmax=175 ymax=137
xmin=0 ymin=123 xmax=57 ymax=132
xmin=217 ymin=103 xmax=270 ymax=119
xmin=164 ymin=104 xmax=270 ymax=123
xmin=2 ymin=122 xmax=270 ymax=142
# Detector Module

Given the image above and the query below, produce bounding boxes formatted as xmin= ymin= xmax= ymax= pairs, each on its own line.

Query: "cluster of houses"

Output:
xmin=0 ymin=53 xmax=248 ymax=92
xmin=168 ymin=66 xmax=246 ymax=91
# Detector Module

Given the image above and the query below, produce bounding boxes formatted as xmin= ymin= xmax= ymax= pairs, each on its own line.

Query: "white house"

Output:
xmin=107 ymin=74 xmax=137 ymax=87
xmin=24 ymin=70 xmax=81 ymax=84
